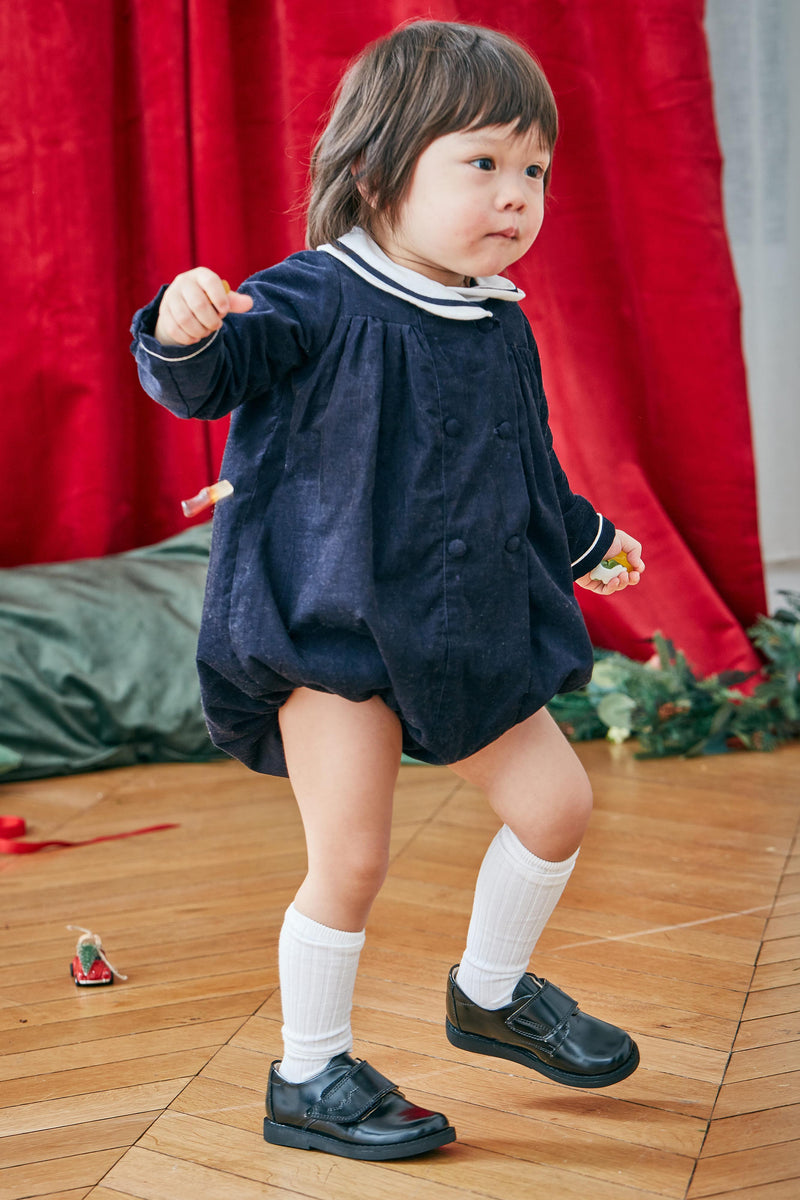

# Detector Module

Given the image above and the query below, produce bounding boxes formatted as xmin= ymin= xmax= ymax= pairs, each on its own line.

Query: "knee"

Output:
xmin=565 ymin=768 xmax=594 ymax=839
xmin=309 ymin=838 xmax=390 ymax=908
xmin=345 ymin=849 xmax=391 ymax=905
xmin=510 ymin=764 xmax=593 ymax=861
xmin=552 ymin=758 xmax=593 ymax=839
xmin=565 ymin=748 xmax=593 ymax=805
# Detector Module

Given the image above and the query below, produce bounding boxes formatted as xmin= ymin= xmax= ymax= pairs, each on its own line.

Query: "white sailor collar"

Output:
xmin=318 ymin=227 xmax=525 ymax=321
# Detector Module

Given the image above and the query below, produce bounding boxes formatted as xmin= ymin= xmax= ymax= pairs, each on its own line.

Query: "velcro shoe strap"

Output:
xmin=307 ymin=1059 xmax=397 ymax=1123
xmin=507 ymin=980 xmax=578 ymax=1040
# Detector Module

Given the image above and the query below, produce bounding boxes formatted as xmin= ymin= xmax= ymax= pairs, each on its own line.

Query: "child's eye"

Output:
xmin=525 ymin=164 xmax=545 ymax=179
xmin=471 ymin=157 xmax=495 ymax=171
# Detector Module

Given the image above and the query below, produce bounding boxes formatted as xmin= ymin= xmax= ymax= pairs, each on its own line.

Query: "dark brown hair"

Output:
xmin=306 ymin=20 xmax=558 ymax=248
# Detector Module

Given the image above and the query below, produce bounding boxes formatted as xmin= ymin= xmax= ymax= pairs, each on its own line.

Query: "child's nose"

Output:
xmin=496 ymin=177 xmax=526 ymax=210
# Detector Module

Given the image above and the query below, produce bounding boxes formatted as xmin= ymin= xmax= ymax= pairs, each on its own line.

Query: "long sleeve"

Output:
xmin=130 ymin=252 xmax=342 ymax=422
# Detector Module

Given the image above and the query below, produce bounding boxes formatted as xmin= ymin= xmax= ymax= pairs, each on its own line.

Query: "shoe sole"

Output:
xmin=445 ymin=1019 xmax=640 ymax=1088
xmin=263 ymin=1117 xmax=456 ymax=1160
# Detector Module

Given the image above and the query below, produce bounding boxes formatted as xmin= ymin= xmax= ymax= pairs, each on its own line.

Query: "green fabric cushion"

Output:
xmin=0 ymin=525 xmax=223 ymax=781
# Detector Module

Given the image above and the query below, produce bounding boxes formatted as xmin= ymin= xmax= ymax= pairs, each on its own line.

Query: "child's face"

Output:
xmin=373 ymin=123 xmax=550 ymax=286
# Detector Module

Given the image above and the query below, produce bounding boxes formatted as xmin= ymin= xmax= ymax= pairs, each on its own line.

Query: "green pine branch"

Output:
xmin=548 ymin=591 xmax=800 ymax=758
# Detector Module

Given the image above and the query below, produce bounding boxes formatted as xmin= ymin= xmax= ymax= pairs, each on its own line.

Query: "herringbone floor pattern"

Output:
xmin=1 ymin=741 xmax=798 ymax=1199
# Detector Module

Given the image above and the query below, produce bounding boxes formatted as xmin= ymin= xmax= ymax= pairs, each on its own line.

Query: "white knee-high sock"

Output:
xmin=456 ymin=824 xmax=578 ymax=1010
xmin=277 ymin=902 xmax=365 ymax=1083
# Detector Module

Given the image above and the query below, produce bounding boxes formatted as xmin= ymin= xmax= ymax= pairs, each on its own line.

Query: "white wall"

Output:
xmin=705 ymin=0 xmax=800 ymax=612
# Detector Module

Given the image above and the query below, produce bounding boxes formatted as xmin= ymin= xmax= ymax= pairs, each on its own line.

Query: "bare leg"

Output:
xmin=279 ymin=687 xmax=402 ymax=930
xmin=450 ymin=706 xmax=592 ymax=858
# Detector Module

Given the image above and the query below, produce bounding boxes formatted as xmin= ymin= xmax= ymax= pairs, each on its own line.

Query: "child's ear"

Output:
xmin=351 ymin=160 xmax=376 ymax=207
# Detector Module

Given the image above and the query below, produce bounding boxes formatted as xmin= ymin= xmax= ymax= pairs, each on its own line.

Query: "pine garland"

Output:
xmin=548 ymin=591 xmax=800 ymax=758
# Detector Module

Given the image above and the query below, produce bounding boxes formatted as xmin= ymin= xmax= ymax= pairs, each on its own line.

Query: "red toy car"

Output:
xmin=70 ymin=949 xmax=114 ymax=985
xmin=68 ymin=926 xmax=123 ymax=986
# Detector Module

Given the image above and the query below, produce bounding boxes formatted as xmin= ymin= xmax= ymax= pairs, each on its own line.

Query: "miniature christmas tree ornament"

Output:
xmin=68 ymin=925 xmax=127 ymax=986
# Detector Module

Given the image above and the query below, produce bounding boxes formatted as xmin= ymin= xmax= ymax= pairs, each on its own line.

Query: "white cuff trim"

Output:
xmin=139 ymin=327 xmax=220 ymax=362
xmin=570 ymin=513 xmax=604 ymax=569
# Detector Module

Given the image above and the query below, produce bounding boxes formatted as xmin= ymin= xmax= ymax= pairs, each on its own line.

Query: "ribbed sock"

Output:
xmin=456 ymin=824 xmax=578 ymax=1010
xmin=277 ymin=902 xmax=365 ymax=1083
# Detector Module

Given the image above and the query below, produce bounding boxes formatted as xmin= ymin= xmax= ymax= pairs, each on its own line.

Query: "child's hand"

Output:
xmin=576 ymin=530 xmax=645 ymax=595
xmin=153 ymin=268 xmax=254 ymax=347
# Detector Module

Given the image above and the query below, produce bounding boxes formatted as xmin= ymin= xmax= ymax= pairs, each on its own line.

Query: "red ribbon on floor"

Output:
xmin=0 ymin=815 xmax=178 ymax=854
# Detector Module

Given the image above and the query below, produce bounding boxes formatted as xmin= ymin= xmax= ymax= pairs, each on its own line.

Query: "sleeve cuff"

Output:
xmin=137 ymin=327 xmax=220 ymax=362
xmin=570 ymin=513 xmax=616 ymax=579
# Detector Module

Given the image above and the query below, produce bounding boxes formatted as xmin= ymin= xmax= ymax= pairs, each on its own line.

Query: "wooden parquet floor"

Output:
xmin=1 ymin=741 xmax=798 ymax=1199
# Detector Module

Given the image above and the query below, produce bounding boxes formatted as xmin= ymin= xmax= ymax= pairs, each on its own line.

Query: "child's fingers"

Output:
xmin=227 ymin=291 xmax=254 ymax=314
xmin=194 ymin=270 xmax=253 ymax=316
xmin=577 ymin=572 xmax=614 ymax=594
xmin=154 ymin=268 xmax=252 ymax=346
xmin=170 ymin=272 xmax=253 ymax=328
xmin=179 ymin=273 xmax=228 ymax=327
xmin=604 ymin=572 xmax=629 ymax=594
xmin=164 ymin=291 xmax=220 ymax=342
xmin=158 ymin=271 xmax=227 ymax=344
xmin=609 ymin=564 xmax=643 ymax=590
xmin=577 ymin=564 xmax=642 ymax=594
xmin=153 ymin=303 xmax=199 ymax=347
xmin=615 ymin=530 xmax=644 ymax=572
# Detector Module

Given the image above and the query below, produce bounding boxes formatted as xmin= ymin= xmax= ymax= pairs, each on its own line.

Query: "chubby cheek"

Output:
xmin=528 ymin=203 xmax=545 ymax=243
xmin=520 ymin=224 xmax=542 ymax=257
xmin=448 ymin=199 xmax=493 ymax=244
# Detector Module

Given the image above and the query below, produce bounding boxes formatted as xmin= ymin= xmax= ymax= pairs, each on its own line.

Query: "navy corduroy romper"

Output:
xmin=131 ymin=231 xmax=614 ymax=777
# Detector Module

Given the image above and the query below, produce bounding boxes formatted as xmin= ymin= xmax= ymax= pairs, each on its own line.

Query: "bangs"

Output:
xmin=426 ymin=32 xmax=558 ymax=150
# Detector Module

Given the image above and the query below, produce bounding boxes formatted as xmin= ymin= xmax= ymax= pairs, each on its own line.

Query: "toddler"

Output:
xmin=132 ymin=19 xmax=645 ymax=1162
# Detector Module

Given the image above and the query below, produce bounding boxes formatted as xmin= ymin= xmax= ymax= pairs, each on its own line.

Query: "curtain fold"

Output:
xmin=1 ymin=0 xmax=766 ymax=675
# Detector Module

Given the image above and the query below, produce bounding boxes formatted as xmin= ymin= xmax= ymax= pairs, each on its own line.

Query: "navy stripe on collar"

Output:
xmin=331 ymin=241 xmax=484 ymax=309
xmin=318 ymin=228 xmax=525 ymax=321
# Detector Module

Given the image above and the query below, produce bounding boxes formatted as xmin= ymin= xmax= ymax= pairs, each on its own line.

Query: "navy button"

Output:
xmin=505 ymin=535 xmax=521 ymax=552
xmin=444 ymin=418 xmax=462 ymax=437
xmin=447 ymin=539 xmax=467 ymax=558
xmin=496 ymin=421 xmax=513 ymax=439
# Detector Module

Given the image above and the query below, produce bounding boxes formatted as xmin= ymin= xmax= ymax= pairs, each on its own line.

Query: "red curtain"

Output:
xmin=1 ymin=0 xmax=766 ymax=675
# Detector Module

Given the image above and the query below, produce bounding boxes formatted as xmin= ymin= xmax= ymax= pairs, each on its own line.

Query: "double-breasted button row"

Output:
xmin=446 ymin=536 xmax=522 ymax=557
xmin=442 ymin=407 xmax=519 ymax=562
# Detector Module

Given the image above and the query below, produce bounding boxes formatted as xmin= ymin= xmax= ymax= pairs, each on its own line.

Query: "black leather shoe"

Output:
xmin=446 ymin=965 xmax=639 ymax=1088
xmin=263 ymin=1053 xmax=456 ymax=1160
